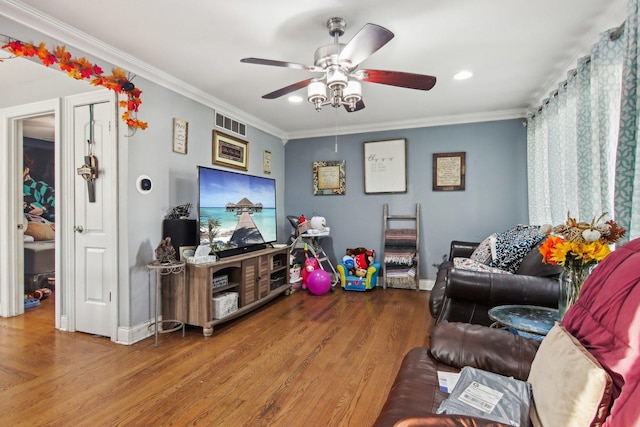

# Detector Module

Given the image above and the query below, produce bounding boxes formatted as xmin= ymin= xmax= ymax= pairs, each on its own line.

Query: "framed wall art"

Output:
xmin=313 ymin=160 xmax=346 ymax=195
xmin=363 ymin=138 xmax=407 ymax=194
xmin=212 ymin=130 xmax=248 ymax=170
xmin=263 ymin=150 xmax=272 ymax=174
xmin=172 ymin=118 xmax=188 ymax=154
xmin=433 ymin=152 xmax=466 ymax=191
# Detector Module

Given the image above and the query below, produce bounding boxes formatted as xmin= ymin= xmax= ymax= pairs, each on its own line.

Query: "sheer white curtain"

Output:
xmin=616 ymin=0 xmax=640 ymax=242
xmin=527 ymin=30 xmax=623 ymax=226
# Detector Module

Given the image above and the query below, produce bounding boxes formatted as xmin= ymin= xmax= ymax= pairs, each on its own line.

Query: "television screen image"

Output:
xmin=198 ymin=166 xmax=276 ymax=256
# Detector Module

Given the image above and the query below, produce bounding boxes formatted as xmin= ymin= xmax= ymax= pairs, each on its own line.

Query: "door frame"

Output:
xmin=0 ymin=99 xmax=60 ymax=320
xmin=0 ymin=91 xmax=119 ymax=342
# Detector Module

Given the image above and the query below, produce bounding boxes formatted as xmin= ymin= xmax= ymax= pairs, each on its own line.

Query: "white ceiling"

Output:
xmin=0 ymin=0 xmax=628 ymax=140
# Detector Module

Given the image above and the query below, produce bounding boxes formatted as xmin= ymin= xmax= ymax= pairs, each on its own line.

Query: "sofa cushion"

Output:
xmin=469 ymin=234 xmax=494 ymax=265
xmin=527 ymin=324 xmax=612 ymax=427
xmin=453 ymin=257 xmax=511 ymax=275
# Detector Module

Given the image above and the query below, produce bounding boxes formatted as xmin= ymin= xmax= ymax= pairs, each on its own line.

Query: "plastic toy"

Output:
xmin=307 ymin=270 xmax=332 ymax=295
xmin=301 ymin=243 xmax=319 ymax=290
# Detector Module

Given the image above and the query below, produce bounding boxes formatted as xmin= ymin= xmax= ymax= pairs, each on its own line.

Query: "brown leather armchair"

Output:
xmin=430 ymin=240 xmax=562 ymax=326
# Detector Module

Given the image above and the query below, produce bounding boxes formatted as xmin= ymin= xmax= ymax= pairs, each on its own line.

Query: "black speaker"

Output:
xmin=162 ymin=219 xmax=198 ymax=259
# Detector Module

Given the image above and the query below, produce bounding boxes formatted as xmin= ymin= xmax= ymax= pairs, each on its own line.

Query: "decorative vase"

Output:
xmin=558 ymin=263 xmax=592 ymax=319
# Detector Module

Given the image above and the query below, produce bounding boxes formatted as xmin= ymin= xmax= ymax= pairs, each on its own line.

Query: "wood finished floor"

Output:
xmin=0 ymin=288 xmax=433 ymax=426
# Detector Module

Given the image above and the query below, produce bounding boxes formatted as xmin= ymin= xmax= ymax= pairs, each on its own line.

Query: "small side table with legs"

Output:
xmin=147 ymin=261 xmax=186 ymax=346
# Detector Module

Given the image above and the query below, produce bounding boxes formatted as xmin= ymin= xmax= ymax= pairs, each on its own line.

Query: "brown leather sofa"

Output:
xmin=374 ymin=237 xmax=640 ymax=427
xmin=373 ymin=322 xmax=539 ymax=427
xmin=430 ymin=240 xmax=562 ymax=326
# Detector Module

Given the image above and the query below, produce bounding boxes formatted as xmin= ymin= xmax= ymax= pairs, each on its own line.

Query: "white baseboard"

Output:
xmin=420 ymin=279 xmax=436 ymax=291
xmin=116 ymin=321 xmax=153 ymax=345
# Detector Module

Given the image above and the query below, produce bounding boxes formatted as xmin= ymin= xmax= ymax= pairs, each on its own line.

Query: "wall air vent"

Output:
xmin=215 ymin=112 xmax=246 ymax=137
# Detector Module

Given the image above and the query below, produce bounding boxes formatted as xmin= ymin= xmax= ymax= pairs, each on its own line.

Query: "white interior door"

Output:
xmin=69 ymin=95 xmax=117 ymax=337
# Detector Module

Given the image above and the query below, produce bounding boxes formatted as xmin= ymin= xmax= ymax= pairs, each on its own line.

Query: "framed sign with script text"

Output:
xmin=313 ymin=160 xmax=346 ymax=195
xmin=172 ymin=118 xmax=188 ymax=154
xmin=363 ymin=139 xmax=407 ymax=194
xmin=433 ymin=152 xmax=466 ymax=191
xmin=212 ymin=130 xmax=249 ymax=170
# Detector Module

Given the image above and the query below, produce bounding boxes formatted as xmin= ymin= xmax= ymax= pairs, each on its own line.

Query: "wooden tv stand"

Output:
xmin=168 ymin=246 xmax=290 ymax=336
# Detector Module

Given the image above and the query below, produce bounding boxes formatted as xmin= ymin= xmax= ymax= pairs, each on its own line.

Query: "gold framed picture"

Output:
xmin=212 ymin=130 xmax=248 ymax=170
xmin=263 ymin=150 xmax=272 ymax=174
xmin=172 ymin=118 xmax=188 ymax=154
xmin=313 ymin=160 xmax=346 ymax=195
xmin=433 ymin=152 xmax=466 ymax=191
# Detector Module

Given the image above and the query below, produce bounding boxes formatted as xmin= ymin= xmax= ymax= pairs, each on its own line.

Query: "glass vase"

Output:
xmin=558 ymin=264 xmax=592 ymax=319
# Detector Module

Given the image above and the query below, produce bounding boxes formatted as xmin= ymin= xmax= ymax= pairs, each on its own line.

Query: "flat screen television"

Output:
xmin=197 ymin=166 xmax=277 ymax=258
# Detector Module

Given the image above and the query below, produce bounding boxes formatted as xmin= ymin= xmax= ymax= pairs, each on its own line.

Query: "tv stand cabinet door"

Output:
xmin=242 ymin=258 xmax=258 ymax=306
xmin=186 ymin=265 xmax=212 ymax=328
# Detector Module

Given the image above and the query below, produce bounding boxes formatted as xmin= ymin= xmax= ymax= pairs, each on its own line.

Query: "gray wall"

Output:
xmin=1 ymin=15 xmax=286 ymax=329
xmin=285 ymin=119 xmax=529 ymax=280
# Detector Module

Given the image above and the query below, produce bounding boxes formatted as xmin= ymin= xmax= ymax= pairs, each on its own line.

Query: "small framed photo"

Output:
xmin=263 ymin=150 xmax=272 ymax=174
xmin=212 ymin=130 xmax=249 ymax=170
xmin=178 ymin=245 xmax=196 ymax=262
xmin=172 ymin=118 xmax=188 ymax=154
xmin=433 ymin=152 xmax=466 ymax=191
xmin=313 ymin=160 xmax=346 ymax=195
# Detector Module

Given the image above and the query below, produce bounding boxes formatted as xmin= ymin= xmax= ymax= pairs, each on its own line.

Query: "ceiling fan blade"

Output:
xmin=241 ymin=57 xmax=320 ymax=72
xmin=339 ymin=24 xmax=394 ymax=67
xmin=344 ymin=99 xmax=365 ymax=112
xmin=360 ymin=69 xmax=437 ymax=91
xmin=262 ymin=78 xmax=314 ymax=99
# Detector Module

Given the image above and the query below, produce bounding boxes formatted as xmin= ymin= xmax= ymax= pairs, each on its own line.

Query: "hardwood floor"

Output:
xmin=0 ymin=288 xmax=433 ymax=426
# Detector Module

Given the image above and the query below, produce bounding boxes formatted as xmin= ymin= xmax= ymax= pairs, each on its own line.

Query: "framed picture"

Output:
xmin=363 ymin=139 xmax=407 ymax=194
xmin=313 ymin=160 xmax=346 ymax=195
xmin=172 ymin=118 xmax=188 ymax=154
xmin=212 ymin=130 xmax=248 ymax=170
xmin=263 ymin=150 xmax=272 ymax=174
xmin=433 ymin=152 xmax=466 ymax=191
xmin=178 ymin=245 xmax=196 ymax=262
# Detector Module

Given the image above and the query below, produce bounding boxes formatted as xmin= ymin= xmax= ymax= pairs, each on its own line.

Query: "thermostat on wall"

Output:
xmin=136 ymin=175 xmax=153 ymax=194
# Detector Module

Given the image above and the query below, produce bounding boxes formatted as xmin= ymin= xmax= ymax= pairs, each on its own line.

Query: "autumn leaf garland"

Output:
xmin=2 ymin=39 xmax=147 ymax=130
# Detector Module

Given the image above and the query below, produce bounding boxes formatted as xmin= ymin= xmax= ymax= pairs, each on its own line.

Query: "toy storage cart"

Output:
xmin=290 ymin=232 xmax=339 ymax=287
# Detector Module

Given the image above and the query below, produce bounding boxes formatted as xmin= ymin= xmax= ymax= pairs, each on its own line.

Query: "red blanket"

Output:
xmin=562 ymin=237 xmax=640 ymax=427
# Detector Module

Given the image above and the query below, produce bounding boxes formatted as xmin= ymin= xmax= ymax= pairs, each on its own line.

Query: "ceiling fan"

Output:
xmin=241 ymin=17 xmax=437 ymax=112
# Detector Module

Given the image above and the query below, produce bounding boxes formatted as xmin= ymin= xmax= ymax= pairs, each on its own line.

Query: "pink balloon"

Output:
xmin=306 ymin=269 xmax=332 ymax=295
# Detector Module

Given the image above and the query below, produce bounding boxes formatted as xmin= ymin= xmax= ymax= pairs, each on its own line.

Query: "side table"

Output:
xmin=147 ymin=261 xmax=186 ymax=346
xmin=488 ymin=304 xmax=559 ymax=340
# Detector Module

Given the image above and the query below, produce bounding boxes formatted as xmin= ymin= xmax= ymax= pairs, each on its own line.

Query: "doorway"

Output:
xmin=22 ymin=114 xmax=57 ymax=319
xmin=1 ymin=91 xmax=119 ymax=340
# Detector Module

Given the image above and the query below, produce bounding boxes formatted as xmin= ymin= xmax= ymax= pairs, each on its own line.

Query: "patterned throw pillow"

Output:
xmin=489 ymin=225 xmax=545 ymax=273
xmin=453 ymin=257 xmax=512 ymax=274
xmin=469 ymin=234 xmax=495 ymax=265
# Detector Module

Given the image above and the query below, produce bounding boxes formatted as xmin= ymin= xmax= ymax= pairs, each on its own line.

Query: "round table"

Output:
xmin=488 ymin=304 xmax=559 ymax=340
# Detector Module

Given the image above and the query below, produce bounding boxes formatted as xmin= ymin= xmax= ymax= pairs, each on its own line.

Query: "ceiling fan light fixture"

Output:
xmin=343 ymin=80 xmax=362 ymax=110
xmin=326 ymin=67 xmax=348 ymax=90
xmin=308 ymin=80 xmax=328 ymax=111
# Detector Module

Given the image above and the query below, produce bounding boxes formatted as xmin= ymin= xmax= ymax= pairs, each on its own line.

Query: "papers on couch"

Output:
xmin=437 ymin=366 xmax=531 ymax=427
xmin=437 ymin=371 xmax=461 ymax=393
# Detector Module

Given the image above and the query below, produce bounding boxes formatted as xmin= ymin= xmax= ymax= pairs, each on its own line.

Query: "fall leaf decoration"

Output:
xmin=2 ymin=38 xmax=147 ymax=130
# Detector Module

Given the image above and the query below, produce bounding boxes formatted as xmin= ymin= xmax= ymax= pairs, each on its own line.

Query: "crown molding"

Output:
xmin=286 ymin=109 xmax=527 ymax=140
xmin=0 ymin=0 xmax=288 ymax=140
